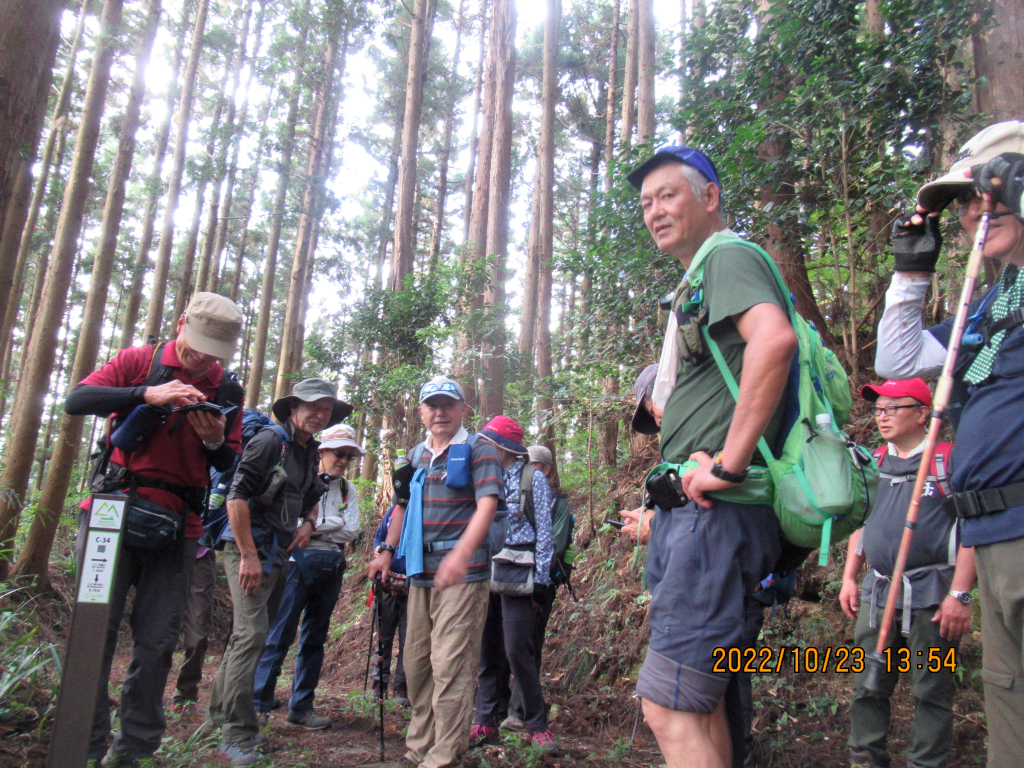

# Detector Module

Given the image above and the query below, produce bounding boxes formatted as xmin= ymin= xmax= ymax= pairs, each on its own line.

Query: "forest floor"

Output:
xmin=1 ymin=449 xmax=990 ymax=767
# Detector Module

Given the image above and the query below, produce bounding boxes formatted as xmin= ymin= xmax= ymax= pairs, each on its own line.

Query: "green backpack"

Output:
xmin=679 ymin=232 xmax=878 ymax=565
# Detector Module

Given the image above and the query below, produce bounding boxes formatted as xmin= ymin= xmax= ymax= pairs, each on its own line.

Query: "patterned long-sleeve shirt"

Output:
xmin=503 ymin=458 xmax=554 ymax=586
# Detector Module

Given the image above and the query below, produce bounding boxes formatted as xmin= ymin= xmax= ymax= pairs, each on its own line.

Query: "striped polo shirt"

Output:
xmin=397 ymin=426 xmax=505 ymax=587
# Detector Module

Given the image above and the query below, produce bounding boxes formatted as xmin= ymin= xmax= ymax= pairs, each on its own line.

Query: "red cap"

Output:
xmin=479 ymin=415 xmax=528 ymax=455
xmin=859 ymin=378 xmax=932 ymax=407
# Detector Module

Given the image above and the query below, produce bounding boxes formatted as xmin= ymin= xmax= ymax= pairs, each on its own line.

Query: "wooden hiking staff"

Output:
xmin=863 ymin=189 xmax=996 ymax=692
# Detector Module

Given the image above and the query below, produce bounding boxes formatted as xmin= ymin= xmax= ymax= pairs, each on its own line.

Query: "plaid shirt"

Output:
xmin=503 ymin=458 xmax=555 ymax=586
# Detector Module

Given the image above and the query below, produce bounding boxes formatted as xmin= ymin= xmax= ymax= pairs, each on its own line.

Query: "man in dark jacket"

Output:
xmin=206 ymin=378 xmax=351 ymax=766
xmin=66 ymin=292 xmax=244 ymax=767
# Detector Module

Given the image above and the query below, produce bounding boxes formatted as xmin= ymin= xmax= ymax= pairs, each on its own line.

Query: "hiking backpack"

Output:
xmin=682 ymin=234 xmax=879 ymax=565
xmin=548 ymin=494 xmax=576 ymax=586
xmin=872 ymin=442 xmax=953 ymax=498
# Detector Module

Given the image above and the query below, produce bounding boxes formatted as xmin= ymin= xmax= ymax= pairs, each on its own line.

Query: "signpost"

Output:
xmin=48 ymin=494 xmax=127 ymax=768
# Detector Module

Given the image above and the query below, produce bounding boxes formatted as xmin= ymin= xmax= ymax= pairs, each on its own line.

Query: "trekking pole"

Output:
xmin=863 ymin=190 xmax=997 ymax=693
xmin=628 ymin=696 xmax=643 ymax=754
xmin=374 ymin=574 xmax=386 ymax=760
xmin=363 ymin=585 xmax=377 ymax=693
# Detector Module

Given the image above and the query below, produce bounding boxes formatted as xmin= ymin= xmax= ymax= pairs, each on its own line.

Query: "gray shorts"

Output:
xmin=637 ymin=498 xmax=780 ymax=713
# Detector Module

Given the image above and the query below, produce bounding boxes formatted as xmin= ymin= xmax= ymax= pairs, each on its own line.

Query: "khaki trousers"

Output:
xmin=976 ymin=536 xmax=1024 ymax=768
xmin=403 ymin=579 xmax=490 ymax=768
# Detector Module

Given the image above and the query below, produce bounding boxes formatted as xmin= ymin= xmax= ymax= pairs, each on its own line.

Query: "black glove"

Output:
xmin=392 ymin=461 xmax=415 ymax=504
xmin=892 ymin=211 xmax=942 ymax=273
xmin=973 ymin=152 xmax=1024 ymax=215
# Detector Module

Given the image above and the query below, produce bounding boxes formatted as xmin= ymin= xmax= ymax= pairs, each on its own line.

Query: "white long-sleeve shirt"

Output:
xmin=306 ymin=475 xmax=360 ymax=550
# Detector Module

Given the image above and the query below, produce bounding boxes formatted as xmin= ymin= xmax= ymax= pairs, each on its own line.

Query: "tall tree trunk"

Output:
xmin=14 ymin=0 xmax=162 ymax=584
xmin=376 ymin=120 xmax=404 ymax=288
xmin=274 ymin=6 xmax=345 ymax=400
xmin=619 ymin=0 xmax=638 ymax=148
xmin=143 ymin=0 xmax=210 ymax=341
xmin=0 ymin=0 xmax=63 ymax=249
xmin=604 ymin=0 xmax=620 ymax=180
xmin=209 ymin=0 xmax=262 ymax=293
xmin=535 ymin=0 xmax=560 ymax=483
xmin=119 ymin=16 xmax=186 ymax=348
xmin=245 ymin=5 xmax=311 ymax=409
xmin=462 ymin=0 xmax=489 ymax=244
xmin=518 ymin=171 xmax=542 ymax=358
xmin=636 ymin=0 xmax=655 ymax=143
xmin=0 ymin=0 xmax=125 ymax=579
xmin=458 ymin=0 xmax=498 ymax=410
xmin=227 ymin=97 xmax=273 ymax=300
xmin=865 ymin=0 xmax=884 ymax=36
xmin=478 ymin=0 xmax=517 ymax=421
xmin=172 ymin=46 xmax=235 ymax=330
xmin=428 ymin=0 xmax=467 ymax=274
xmin=972 ymin=0 xmax=1024 ymax=122
xmin=390 ymin=0 xmax=439 ymax=290
xmin=0 ymin=0 xmax=90 ymax=371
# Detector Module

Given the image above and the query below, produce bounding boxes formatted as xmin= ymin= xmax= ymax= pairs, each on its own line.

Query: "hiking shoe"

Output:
xmin=393 ymin=681 xmax=410 ymax=706
xmin=219 ymin=739 xmax=261 ymax=767
xmin=469 ymin=724 xmax=500 ymax=746
xmin=100 ymin=752 xmax=142 ymax=768
xmin=171 ymin=700 xmax=197 ymax=715
xmin=372 ymin=679 xmax=387 ymax=700
xmin=193 ymin=718 xmax=222 ymax=740
xmin=287 ymin=709 xmax=332 ymax=730
xmin=256 ymin=711 xmax=269 ymax=728
xmin=530 ymin=731 xmax=558 ymax=753
xmin=500 ymin=715 xmax=526 ymax=731
xmin=271 ymin=697 xmax=283 ymax=710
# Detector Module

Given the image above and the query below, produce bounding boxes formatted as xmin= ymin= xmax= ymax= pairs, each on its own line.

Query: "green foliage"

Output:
xmin=0 ymin=588 xmax=62 ymax=724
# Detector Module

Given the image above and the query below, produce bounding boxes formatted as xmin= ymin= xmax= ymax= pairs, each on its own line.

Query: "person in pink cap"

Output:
xmin=470 ymin=416 xmax=558 ymax=753
xmin=840 ymin=379 xmax=975 ymax=768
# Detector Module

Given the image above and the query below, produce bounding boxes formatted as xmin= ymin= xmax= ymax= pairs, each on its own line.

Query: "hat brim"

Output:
xmin=319 ymin=438 xmax=366 ymax=455
xmin=627 ymin=154 xmax=684 ymax=190
xmin=917 ymin=172 xmax=972 ymax=212
xmin=272 ymin=396 xmax=353 ymax=428
xmin=182 ymin=323 xmax=237 ymax=360
xmin=630 ymin=400 xmax=660 ymax=435
xmin=478 ymin=431 xmax=528 ymax=456
xmin=859 ymin=383 xmax=930 ymax=407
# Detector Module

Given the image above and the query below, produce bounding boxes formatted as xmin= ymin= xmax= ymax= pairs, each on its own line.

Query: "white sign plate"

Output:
xmin=77 ymin=531 xmax=120 ymax=604
xmin=89 ymin=496 xmax=126 ymax=531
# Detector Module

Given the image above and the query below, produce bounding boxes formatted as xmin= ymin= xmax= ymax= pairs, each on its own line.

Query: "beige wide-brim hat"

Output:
xmin=918 ymin=120 xmax=1024 ymax=211
xmin=319 ymin=423 xmax=366 ymax=455
xmin=182 ymin=292 xmax=244 ymax=360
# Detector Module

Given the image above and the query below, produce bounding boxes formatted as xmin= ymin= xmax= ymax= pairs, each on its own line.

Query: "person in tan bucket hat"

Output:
xmin=875 ymin=120 xmax=1024 ymax=768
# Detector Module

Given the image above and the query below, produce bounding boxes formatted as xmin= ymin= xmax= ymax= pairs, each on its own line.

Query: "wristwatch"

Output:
xmin=948 ymin=590 xmax=972 ymax=605
xmin=378 ymin=543 xmax=396 ymax=555
xmin=302 ymin=517 xmax=317 ymax=532
xmin=710 ymin=452 xmax=748 ymax=484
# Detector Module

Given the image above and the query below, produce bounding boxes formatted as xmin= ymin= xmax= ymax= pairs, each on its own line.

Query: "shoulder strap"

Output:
xmin=930 ymin=442 xmax=954 ymax=498
xmin=143 ymin=342 xmax=174 ymax=386
xmin=873 ymin=446 xmax=887 ymax=467
xmin=269 ymin=423 xmax=291 ymax=466
xmin=519 ymin=464 xmax=537 ymax=532
xmin=410 ymin=441 xmax=426 ymax=467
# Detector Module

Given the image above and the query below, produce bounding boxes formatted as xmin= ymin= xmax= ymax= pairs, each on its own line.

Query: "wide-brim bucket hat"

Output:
xmin=272 ymin=378 xmax=353 ymax=428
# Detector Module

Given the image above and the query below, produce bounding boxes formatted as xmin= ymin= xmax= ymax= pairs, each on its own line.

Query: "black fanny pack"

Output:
xmin=944 ymin=481 xmax=1024 ymax=520
xmin=124 ymin=496 xmax=185 ymax=550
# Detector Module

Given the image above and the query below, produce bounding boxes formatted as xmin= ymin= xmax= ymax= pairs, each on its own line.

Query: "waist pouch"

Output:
xmin=124 ymin=497 xmax=185 ymax=550
xmin=644 ymin=462 xmax=773 ymax=510
xmin=300 ymin=547 xmax=346 ymax=580
xmin=490 ymin=545 xmax=535 ymax=596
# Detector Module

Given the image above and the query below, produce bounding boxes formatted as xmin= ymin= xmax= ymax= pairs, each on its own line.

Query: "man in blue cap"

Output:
xmin=626 ymin=145 xmax=797 ymax=768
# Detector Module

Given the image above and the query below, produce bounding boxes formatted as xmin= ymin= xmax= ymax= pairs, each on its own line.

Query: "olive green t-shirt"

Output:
xmin=659 ymin=241 xmax=789 ymax=464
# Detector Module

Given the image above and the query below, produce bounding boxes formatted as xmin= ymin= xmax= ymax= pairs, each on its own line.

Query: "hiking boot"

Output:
xmin=287 ymin=709 xmax=332 ymax=730
xmin=256 ymin=711 xmax=269 ymax=728
xmin=372 ymin=679 xmax=387 ymax=700
xmin=100 ymin=751 xmax=142 ymax=768
xmin=469 ymin=724 xmax=500 ymax=746
xmin=219 ymin=738 xmax=262 ymax=767
xmin=171 ymin=699 xmax=197 ymax=715
xmin=530 ymin=731 xmax=558 ymax=754
xmin=393 ymin=681 xmax=410 ymax=706
xmin=193 ymin=718 xmax=222 ymax=740
xmin=500 ymin=715 xmax=526 ymax=731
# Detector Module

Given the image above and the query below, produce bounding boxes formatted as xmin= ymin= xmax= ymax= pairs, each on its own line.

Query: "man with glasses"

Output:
xmin=839 ymin=379 xmax=975 ymax=768
xmin=368 ymin=375 xmax=505 ymax=768
xmin=252 ymin=423 xmax=366 ymax=731
xmin=875 ymin=121 xmax=1024 ymax=767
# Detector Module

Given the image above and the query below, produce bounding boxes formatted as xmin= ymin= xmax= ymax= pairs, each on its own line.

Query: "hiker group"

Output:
xmin=67 ymin=119 xmax=1024 ymax=768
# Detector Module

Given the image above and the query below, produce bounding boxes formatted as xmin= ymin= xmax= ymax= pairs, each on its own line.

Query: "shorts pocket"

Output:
xmin=981 ymin=668 xmax=1016 ymax=690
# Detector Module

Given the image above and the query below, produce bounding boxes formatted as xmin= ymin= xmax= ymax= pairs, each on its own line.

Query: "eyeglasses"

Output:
xmin=421 ymin=381 xmax=460 ymax=396
xmin=330 ymin=449 xmax=359 ymax=459
xmin=872 ymin=405 xmax=923 ymax=417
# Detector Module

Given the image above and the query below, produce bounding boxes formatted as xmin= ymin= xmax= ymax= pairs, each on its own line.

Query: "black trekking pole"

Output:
xmin=628 ymin=696 xmax=643 ymax=754
xmin=863 ymin=189 xmax=997 ymax=693
xmin=374 ymin=574 xmax=386 ymax=761
xmin=363 ymin=588 xmax=377 ymax=693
